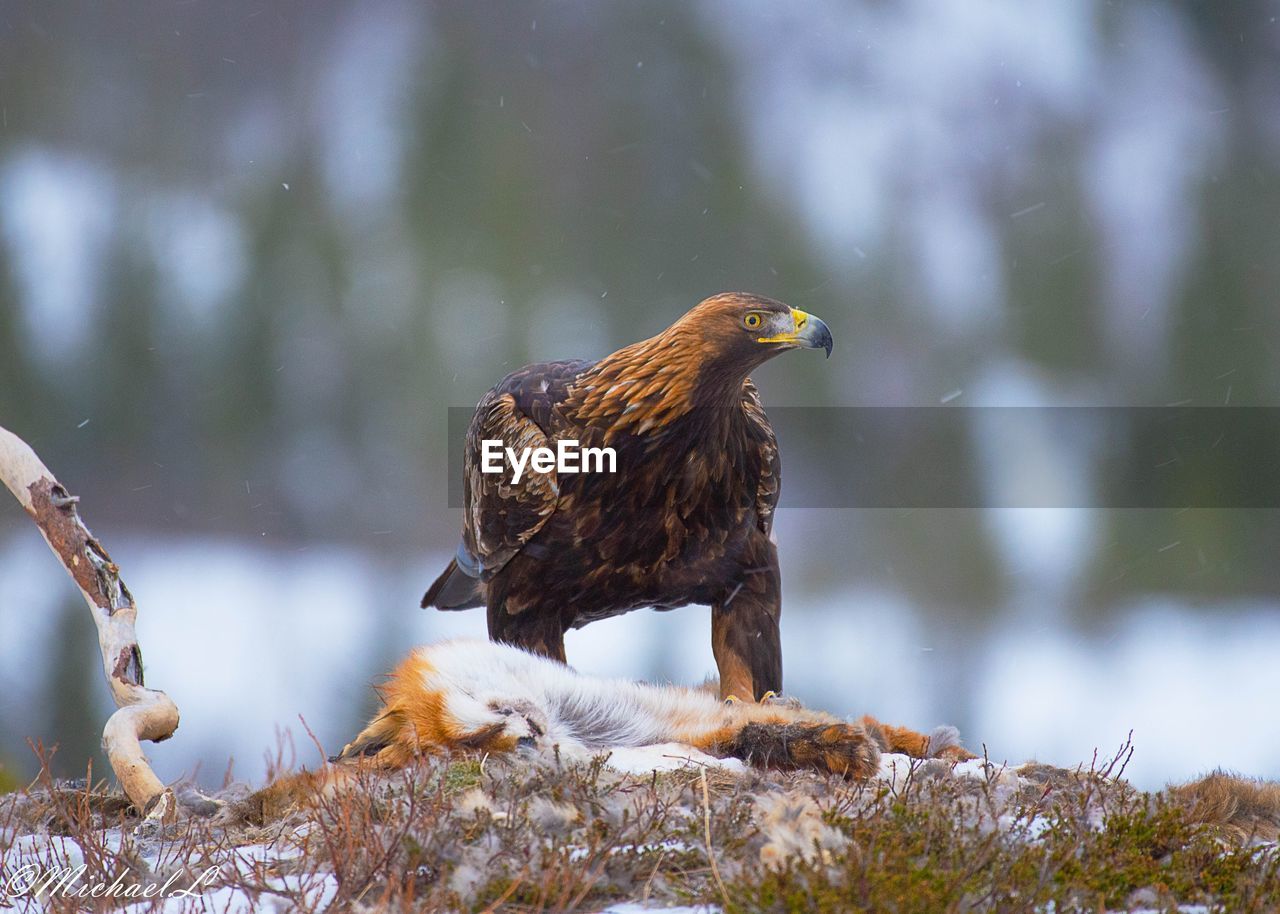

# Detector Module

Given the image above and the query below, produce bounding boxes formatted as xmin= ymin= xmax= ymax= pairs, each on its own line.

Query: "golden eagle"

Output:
xmin=423 ymin=292 xmax=833 ymax=701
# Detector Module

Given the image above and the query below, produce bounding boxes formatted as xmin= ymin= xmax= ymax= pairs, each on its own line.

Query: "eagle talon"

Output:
xmin=723 ymin=695 xmax=743 ymax=706
xmin=760 ymin=691 xmax=803 ymax=710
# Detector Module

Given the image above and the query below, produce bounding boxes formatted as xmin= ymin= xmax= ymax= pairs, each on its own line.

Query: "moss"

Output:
xmin=439 ymin=759 xmax=483 ymax=794
xmin=724 ymin=774 xmax=1279 ymax=914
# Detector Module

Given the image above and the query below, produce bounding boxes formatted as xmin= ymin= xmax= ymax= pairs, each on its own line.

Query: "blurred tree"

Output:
xmin=45 ymin=596 xmax=109 ymax=781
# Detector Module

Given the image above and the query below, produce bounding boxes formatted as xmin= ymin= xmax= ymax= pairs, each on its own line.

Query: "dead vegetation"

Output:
xmin=1 ymin=738 xmax=1277 ymax=913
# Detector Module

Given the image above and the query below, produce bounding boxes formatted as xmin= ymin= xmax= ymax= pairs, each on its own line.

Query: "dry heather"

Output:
xmin=1 ymin=741 xmax=1278 ymax=913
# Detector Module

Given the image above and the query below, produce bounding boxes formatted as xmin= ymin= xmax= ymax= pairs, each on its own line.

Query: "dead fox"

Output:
xmin=332 ymin=639 xmax=970 ymax=774
xmin=252 ymin=639 xmax=969 ymax=818
xmin=247 ymin=639 xmax=1280 ymax=846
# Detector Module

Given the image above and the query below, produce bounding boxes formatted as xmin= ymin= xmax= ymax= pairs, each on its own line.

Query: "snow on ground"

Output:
xmin=1 ymin=820 xmax=333 ymax=914
xmin=591 ymin=901 xmax=721 ymax=906
xmin=598 ymin=744 xmax=746 ymax=776
xmin=0 ymin=752 xmax=1024 ymax=914
xmin=1 ymin=748 xmax=1272 ymax=913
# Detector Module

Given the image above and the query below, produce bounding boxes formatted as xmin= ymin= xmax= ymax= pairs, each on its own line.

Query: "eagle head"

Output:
xmin=565 ymin=291 xmax=834 ymax=432
xmin=674 ymin=293 xmax=833 ymax=368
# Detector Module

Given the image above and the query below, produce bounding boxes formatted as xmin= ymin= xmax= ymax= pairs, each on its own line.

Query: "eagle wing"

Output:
xmin=459 ymin=360 xmax=591 ymax=580
xmin=742 ymin=379 xmax=781 ymax=537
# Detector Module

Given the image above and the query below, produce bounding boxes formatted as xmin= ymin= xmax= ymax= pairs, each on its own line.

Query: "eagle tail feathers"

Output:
xmin=422 ymin=558 xmax=484 ymax=610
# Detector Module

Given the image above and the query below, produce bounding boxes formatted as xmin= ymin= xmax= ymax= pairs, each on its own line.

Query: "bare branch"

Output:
xmin=0 ymin=424 xmax=179 ymax=818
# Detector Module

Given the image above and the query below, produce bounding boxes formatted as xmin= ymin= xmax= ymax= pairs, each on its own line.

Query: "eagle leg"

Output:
xmin=485 ymin=579 xmax=568 ymax=664
xmin=711 ymin=561 xmax=782 ymax=702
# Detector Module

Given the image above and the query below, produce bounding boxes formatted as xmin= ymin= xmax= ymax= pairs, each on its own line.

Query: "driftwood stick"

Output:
xmin=0 ymin=424 xmax=179 ymax=818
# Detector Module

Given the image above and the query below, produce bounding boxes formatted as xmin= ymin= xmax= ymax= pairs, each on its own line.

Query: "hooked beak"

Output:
xmin=757 ymin=308 xmax=834 ymax=358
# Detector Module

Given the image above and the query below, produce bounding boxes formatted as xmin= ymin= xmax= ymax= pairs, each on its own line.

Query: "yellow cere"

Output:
xmin=757 ymin=307 xmax=809 ymax=343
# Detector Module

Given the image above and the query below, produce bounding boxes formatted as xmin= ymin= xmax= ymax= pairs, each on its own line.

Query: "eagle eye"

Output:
xmin=743 ymin=312 xmax=763 ymax=330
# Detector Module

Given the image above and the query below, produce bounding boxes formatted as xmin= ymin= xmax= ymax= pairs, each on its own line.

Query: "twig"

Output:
xmin=479 ymin=866 xmax=528 ymax=913
xmin=299 ymin=713 xmax=328 ymax=766
xmin=0 ymin=424 xmax=179 ymax=818
xmin=641 ymin=848 xmax=668 ymax=902
xmin=699 ymin=764 xmax=730 ymax=909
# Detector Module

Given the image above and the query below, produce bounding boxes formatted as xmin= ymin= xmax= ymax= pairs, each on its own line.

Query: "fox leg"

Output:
xmin=677 ymin=703 xmax=879 ymax=779
xmin=249 ymin=709 xmax=536 ymax=824
xmin=679 ymin=703 xmax=973 ymax=777
xmin=721 ymin=719 xmax=880 ymax=778
xmin=860 ymin=716 xmax=976 ymax=761
xmin=333 ymin=709 xmax=415 ymax=766
xmin=712 ymin=556 xmax=782 ymax=702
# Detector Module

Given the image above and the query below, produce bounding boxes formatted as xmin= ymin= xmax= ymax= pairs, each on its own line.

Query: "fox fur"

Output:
xmin=335 ymin=639 xmax=970 ymax=771
xmin=251 ymin=638 xmax=969 ymax=820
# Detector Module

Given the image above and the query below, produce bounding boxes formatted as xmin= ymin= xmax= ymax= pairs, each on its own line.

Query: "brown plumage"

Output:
xmin=422 ymin=292 xmax=833 ymax=700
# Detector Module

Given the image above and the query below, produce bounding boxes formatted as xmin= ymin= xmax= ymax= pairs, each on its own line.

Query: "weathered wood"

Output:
xmin=0 ymin=424 xmax=179 ymax=818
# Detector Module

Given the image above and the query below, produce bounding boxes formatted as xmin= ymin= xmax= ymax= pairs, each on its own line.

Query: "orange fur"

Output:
xmin=337 ymin=653 xmax=523 ymax=765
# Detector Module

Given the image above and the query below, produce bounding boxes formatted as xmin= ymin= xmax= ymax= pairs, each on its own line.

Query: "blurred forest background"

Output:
xmin=1 ymin=0 xmax=1278 ymax=791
